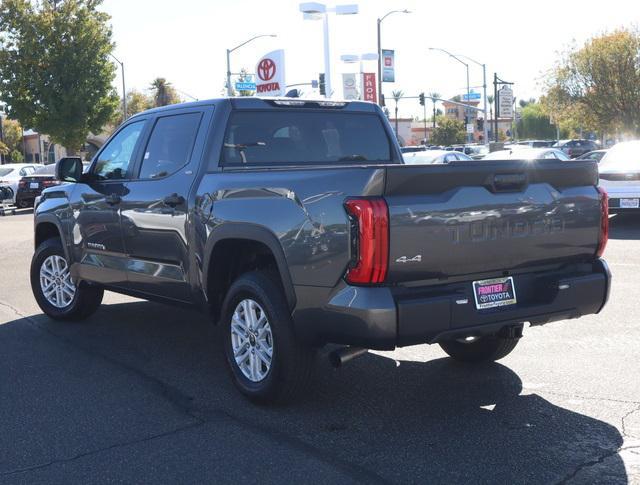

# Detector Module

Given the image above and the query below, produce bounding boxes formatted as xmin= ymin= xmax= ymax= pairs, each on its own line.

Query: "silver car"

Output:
xmin=598 ymin=141 xmax=640 ymax=212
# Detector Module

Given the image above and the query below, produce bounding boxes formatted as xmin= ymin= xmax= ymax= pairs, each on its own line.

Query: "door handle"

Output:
xmin=163 ymin=193 xmax=185 ymax=207
xmin=105 ymin=193 xmax=122 ymax=206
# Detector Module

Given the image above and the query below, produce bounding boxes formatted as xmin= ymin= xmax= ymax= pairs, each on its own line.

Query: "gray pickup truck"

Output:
xmin=31 ymin=98 xmax=611 ymax=403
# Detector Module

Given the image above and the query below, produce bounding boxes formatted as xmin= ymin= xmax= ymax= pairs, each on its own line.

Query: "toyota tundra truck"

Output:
xmin=31 ymin=98 xmax=611 ymax=403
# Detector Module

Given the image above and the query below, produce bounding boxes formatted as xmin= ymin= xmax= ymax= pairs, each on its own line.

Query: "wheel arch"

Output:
xmin=34 ymin=215 xmax=72 ymax=263
xmin=203 ymin=224 xmax=297 ymax=317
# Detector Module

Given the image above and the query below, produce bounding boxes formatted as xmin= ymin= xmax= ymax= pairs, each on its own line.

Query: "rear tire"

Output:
xmin=439 ymin=334 xmax=519 ymax=363
xmin=30 ymin=238 xmax=103 ymax=321
xmin=220 ymin=271 xmax=315 ymax=404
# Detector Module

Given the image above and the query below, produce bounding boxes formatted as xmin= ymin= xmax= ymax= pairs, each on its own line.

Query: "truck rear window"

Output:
xmin=222 ymin=111 xmax=392 ymax=165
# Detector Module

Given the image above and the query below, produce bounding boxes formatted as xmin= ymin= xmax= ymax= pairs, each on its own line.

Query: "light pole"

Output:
xmin=109 ymin=53 xmax=126 ymax=123
xmin=226 ymin=34 xmax=277 ymax=97
xmin=300 ymin=3 xmax=359 ymax=99
xmin=450 ymin=53 xmax=489 ymax=146
xmin=376 ymin=9 xmax=410 ymax=107
xmin=429 ymin=47 xmax=472 ymax=142
xmin=340 ymin=53 xmax=378 ymax=99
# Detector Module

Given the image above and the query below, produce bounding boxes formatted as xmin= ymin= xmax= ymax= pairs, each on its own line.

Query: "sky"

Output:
xmin=101 ymin=0 xmax=639 ymax=118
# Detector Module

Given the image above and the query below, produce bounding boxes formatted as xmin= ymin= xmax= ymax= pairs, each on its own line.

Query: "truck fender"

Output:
xmin=202 ymin=223 xmax=297 ymax=310
xmin=34 ymin=214 xmax=72 ymax=264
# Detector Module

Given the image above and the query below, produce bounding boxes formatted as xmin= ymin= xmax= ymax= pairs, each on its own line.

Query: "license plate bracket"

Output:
xmin=29 ymin=182 xmax=39 ymax=189
xmin=472 ymin=276 xmax=517 ymax=310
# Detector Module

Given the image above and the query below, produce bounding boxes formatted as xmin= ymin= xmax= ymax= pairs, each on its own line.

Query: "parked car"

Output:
xmin=0 ymin=163 xmax=43 ymax=206
xmin=597 ymin=140 xmax=640 ymax=212
xmin=16 ymin=162 xmax=90 ymax=208
xmin=31 ymin=97 xmax=610 ymax=403
xmin=517 ymin=140 xmax=556 ymax=148
xmin=400 ymin=145 xmax=426 ymax=154
xmin=553 ymin=139 xmax=599 ymax=159
xmin=577 ymin=149 xmax=608 ymax=163
xmin=483 ymin=147 xmax=570 ymax=161
xmin=451 ymin=145 xmax=488 ymax=159
xmin=403 ymin=149 xmax=473 ymax=164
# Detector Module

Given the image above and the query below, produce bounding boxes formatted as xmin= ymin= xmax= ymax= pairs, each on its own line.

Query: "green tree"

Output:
xmin=431 ymin=117 xmax=466 ymax=145
xmin=1 ymin=118 xmax=22 ymax=154
xmin=516 ymin=102 xmax=556 ymax=139
xmin=150 ymin=78 xmax=181 ymax=107
xmin=0 ymin=0 xmax=120 ymax=152
xmin=126 ymin=90 xmax=153 ymax=117
xmin=544 ymin=28 xmax=640 ymax=136
xmin=487 ymin=95 xmax=495 ymax=121
xmin=428 ymin=91 xmax=440 ymax=129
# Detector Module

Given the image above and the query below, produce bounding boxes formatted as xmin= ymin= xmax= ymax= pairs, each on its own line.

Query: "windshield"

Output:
xmin=599 ymin=141 xmax=640 ymax=171
xmin=35 ymin=164 xmax=56 ymax=175
xmin=222 ymin=111 xmax=392 ymax=165
xmin=0 ymin=168 xmax=15 ymax=177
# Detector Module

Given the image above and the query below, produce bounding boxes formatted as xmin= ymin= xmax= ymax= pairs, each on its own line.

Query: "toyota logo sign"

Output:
xmin=257 ymin=58 xmax=276 ymax=81
xmin=255 ymin=50 xmax=285 ymax=97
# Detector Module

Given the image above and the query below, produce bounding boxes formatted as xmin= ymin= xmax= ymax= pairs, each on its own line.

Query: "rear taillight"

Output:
xmin=42 ymin=180 xmax=60 ymax=188
xmin=18 ymin=180 xmax=26 ymax=189
xmin=596 ymin=186 xmax=608 ymax=257
xmin=344 ymin=198 xmax=389 ymax=284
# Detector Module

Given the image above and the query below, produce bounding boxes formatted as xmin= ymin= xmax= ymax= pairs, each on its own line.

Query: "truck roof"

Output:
xmin=130 ymin=97 xmax=379 ymax=119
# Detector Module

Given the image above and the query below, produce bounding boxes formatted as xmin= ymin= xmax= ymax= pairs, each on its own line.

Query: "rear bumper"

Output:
xmin=292 ymin=259 xmax=611 ymax=350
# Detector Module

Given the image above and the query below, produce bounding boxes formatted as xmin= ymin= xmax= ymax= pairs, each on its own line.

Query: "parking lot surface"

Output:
xmin=1 ymin=211 xmax=639 ymax=484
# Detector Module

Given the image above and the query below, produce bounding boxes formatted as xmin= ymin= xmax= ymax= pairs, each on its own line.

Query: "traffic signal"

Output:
xmin=477 ymin=118 xmax=484 ymax=131
xmin=419 ymin=92 xmax=425 ymax=106
xmin=319 ymin=73 xmax=326 ymax=96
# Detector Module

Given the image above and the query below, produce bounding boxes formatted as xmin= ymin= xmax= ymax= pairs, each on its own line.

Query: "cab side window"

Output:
xmin=138 ymin=113 xmax=202 ymax=179
xmin=94 ymin=121 xmax=144 ymax=180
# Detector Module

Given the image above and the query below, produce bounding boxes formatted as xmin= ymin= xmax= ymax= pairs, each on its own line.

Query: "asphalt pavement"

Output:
xmin=1 ymin=210 xmax=639 ymax=484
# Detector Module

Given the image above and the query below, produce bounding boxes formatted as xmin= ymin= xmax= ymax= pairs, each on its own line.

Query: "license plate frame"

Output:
xmin=472 ymin=276 xmax=517 ymax=310
xmin=620 ymin=198 xmax=640 ymax=209
xmin=29 ymin=182 xmax=39 ymax=190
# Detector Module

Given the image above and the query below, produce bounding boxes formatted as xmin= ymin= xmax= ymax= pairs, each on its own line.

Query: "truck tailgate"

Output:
xmin=384 ymin=160 xmax=601 ymax=283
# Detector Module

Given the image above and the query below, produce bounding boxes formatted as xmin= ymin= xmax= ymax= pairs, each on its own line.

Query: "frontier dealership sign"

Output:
xmin=255 ymin=50 xmax=286 ymax=97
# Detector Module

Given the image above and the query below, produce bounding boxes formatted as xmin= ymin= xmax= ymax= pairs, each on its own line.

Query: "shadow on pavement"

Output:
xmin=609 ymin=213 xmax=640 ymax=240
xmin=0 ymin=301 xmax=627 ymax=483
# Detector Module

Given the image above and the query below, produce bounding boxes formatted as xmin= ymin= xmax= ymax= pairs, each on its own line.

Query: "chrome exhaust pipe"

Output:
xmin=329 ymin=347 xmax=368 ymax=368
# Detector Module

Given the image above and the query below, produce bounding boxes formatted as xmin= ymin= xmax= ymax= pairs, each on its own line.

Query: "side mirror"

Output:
xmin=56 ymin=157 xmax=83 ymax=183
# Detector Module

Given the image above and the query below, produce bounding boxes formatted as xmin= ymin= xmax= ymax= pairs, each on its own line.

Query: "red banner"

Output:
xmin=362 ymin=73 xmax=377 ymax=103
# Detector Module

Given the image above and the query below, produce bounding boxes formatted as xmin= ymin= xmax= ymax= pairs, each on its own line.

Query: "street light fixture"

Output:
xmin=109 ymin=53 xmax=126 ymax=123
xmin=429 ymin=47 xmax=472 ymax=142
xmin=443 ymin=52 xmax=489 ymax=146
xmin=340 ymin=53 xmax=378 ymax=100
xmin=226 ymin=34 xmax=277 ymax=97
xmin=300 ymin=2 xmax=359 ymax=99
xmin=377 ymin=9 xmax=410 ymax=107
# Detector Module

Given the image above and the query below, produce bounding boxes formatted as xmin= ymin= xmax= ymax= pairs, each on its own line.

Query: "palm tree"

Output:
xmin=391 ymin=90 xmax=403 ymax=141
xmin=428 ymin=91 xmax=440 ymax=129
xmin=487 ymin=94 xmax=494 ymax=121
xmin=150 ymin=78 xmax=173 ymax=107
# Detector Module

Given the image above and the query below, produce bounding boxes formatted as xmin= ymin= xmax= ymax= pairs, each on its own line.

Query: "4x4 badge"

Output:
xmin=396 ymin=255 xmax=422 ymax=263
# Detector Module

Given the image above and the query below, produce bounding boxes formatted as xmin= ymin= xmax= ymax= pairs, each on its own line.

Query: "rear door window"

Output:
xmin=222 ymin=111 xmax=391 ymax=165
xmin=138 ymin=113 xmax=202 ymax=179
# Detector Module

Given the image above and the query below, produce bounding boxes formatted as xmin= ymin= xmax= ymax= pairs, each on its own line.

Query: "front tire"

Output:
xmin=439 ymin=334 xmax=519 ymax=363
xmin=220 ymin=271 xmax=315 ymax=404
xmin=30 ymin=238 xmax=103 ymax=321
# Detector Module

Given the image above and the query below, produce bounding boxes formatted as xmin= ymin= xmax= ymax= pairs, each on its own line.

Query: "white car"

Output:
xmin=0 ymin=163 xmax=43 ymax=204
xmin=403 ymin=149 xmax=473 ymax=165
xmin=598 ymin=140 xmax=640 ymax=212
xmin=483 ymin=147 xmax=570 ymax=161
